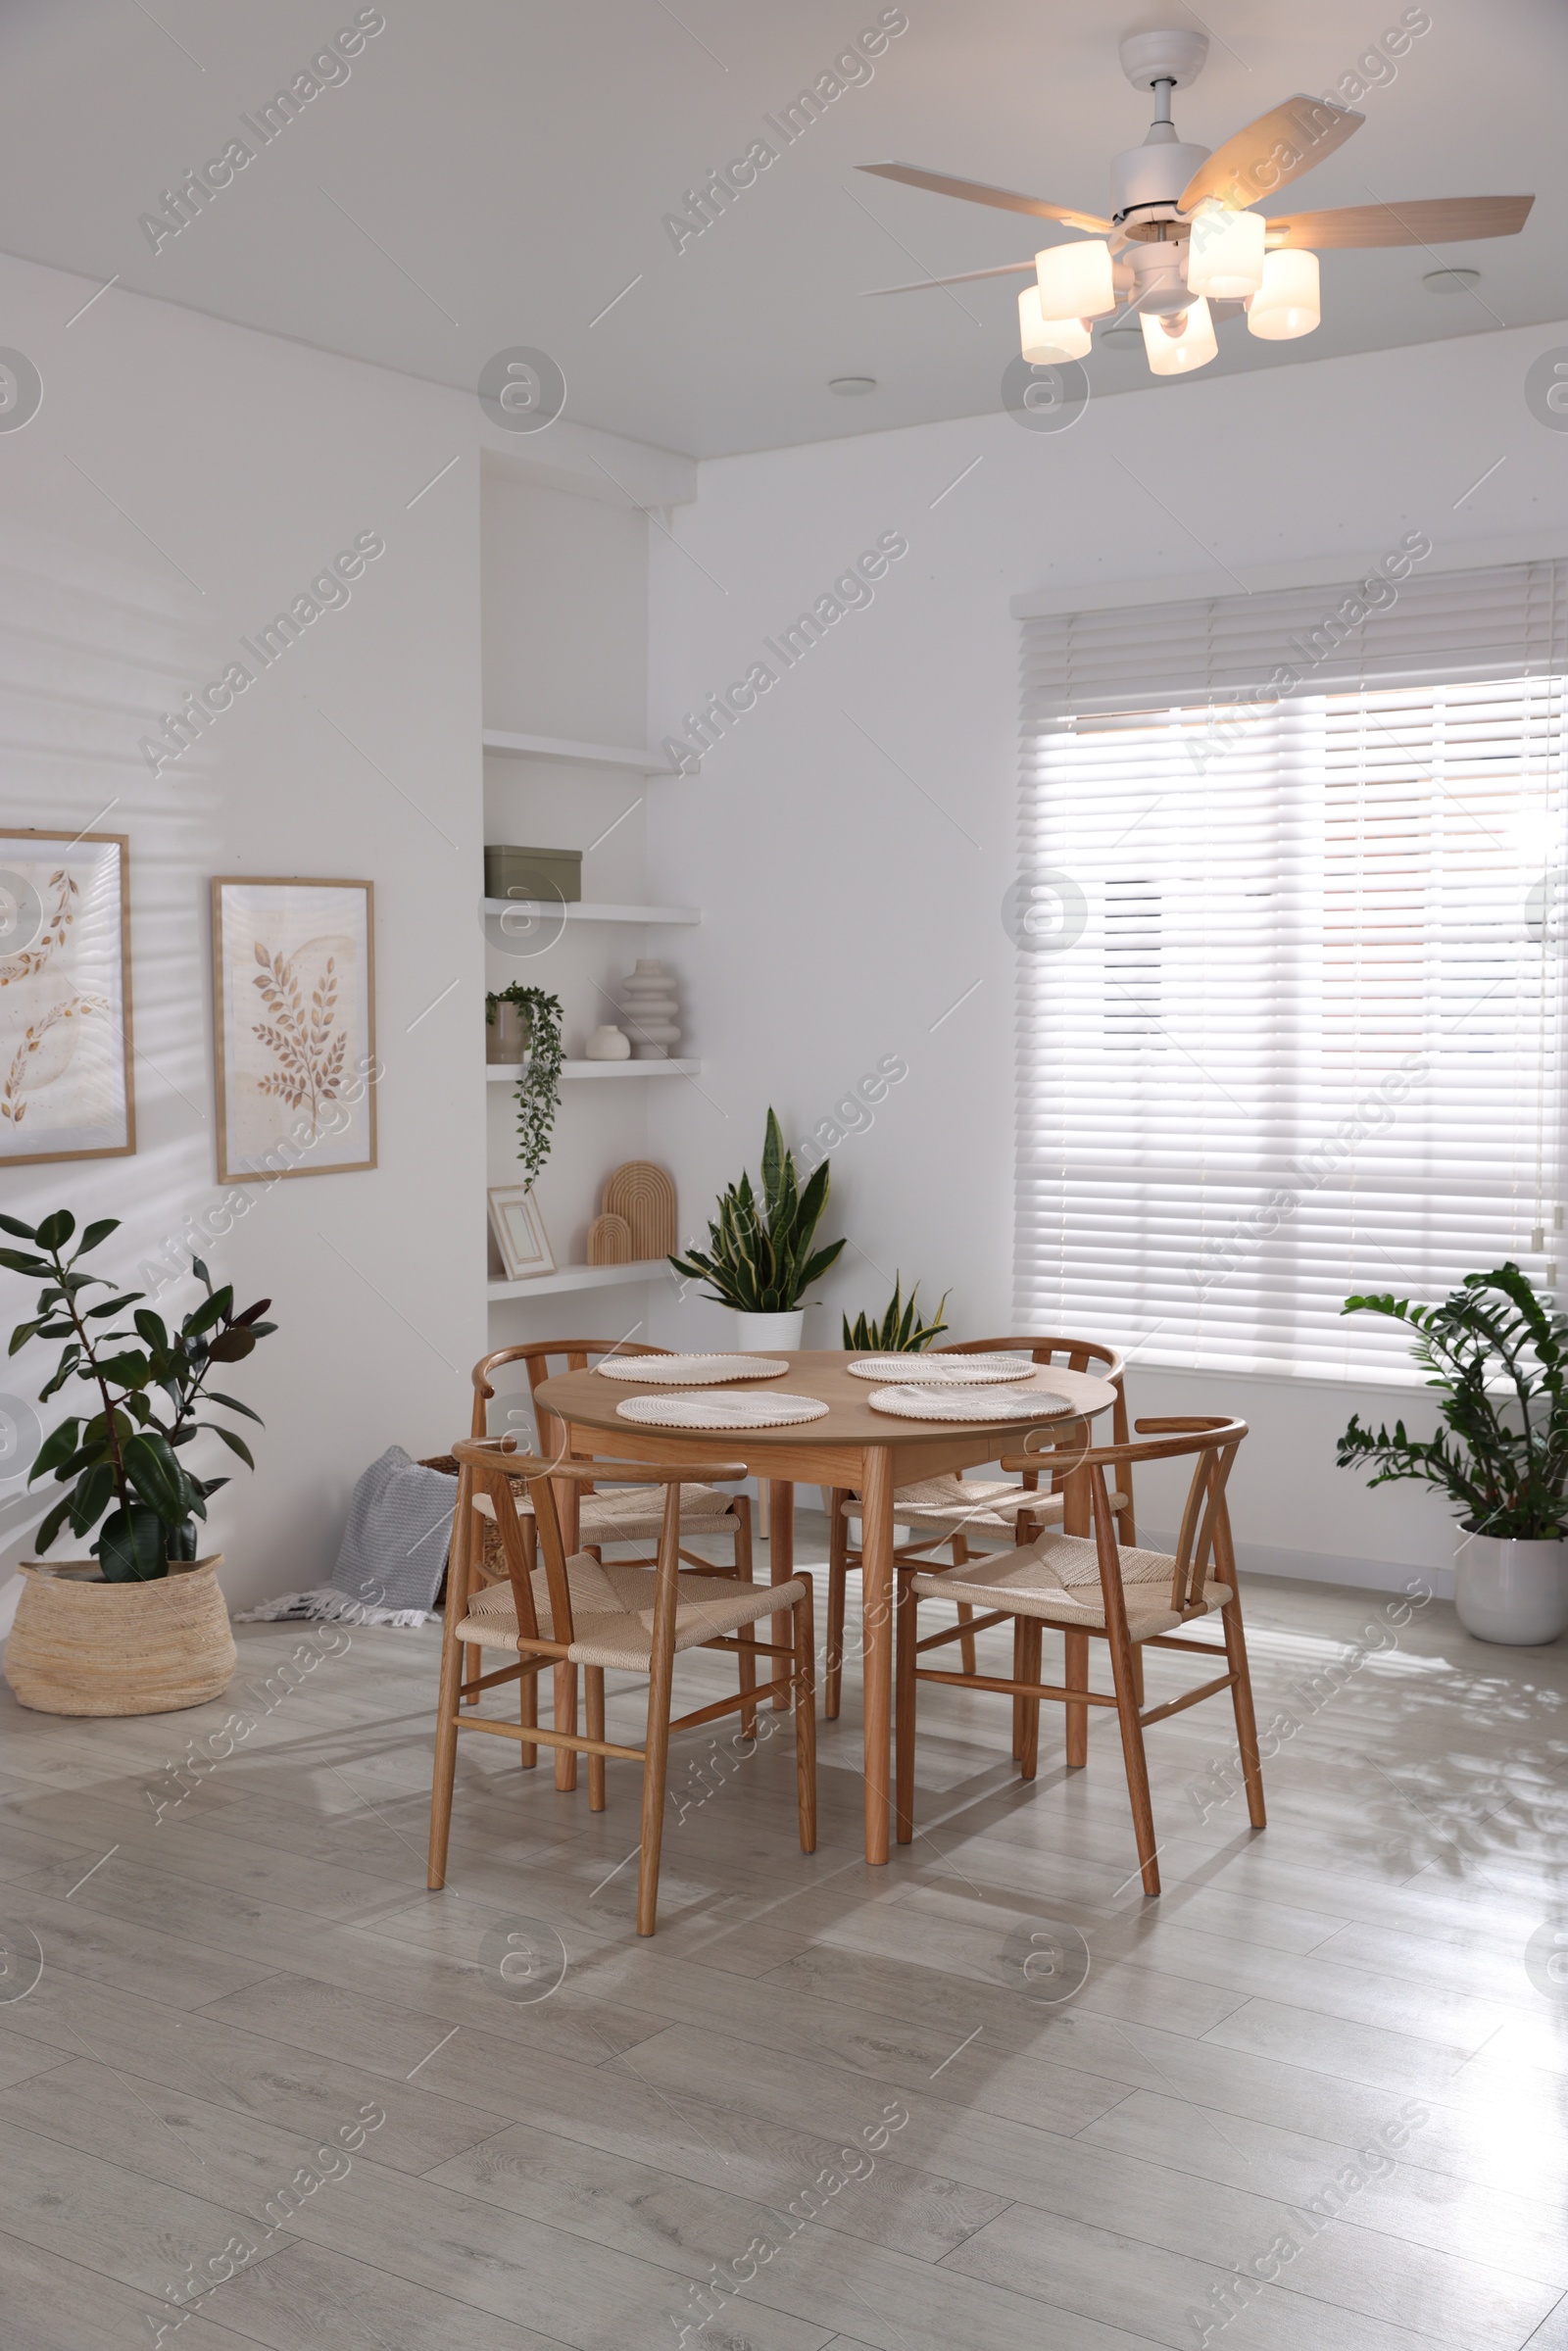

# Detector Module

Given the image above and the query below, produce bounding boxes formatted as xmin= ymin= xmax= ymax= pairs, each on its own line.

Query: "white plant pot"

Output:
xmin=734 ymin=1309 xmax=804 ymax=1352
xmin=1454 ymin=1533 xmax=1568 ymax=1645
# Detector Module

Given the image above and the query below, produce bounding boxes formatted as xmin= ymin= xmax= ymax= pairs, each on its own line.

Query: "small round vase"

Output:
xmin=733 ymin=1309 xmax=805 ymax=1351
xmin=1454 ymin=1533 xmax=1568 ymax=1645
xmin=585 ymin=1025 xmax=631 ymax=1060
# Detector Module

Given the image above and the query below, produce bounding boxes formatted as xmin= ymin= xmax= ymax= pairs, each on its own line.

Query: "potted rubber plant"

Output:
xmin=843 ymin=1277 xmax=950 ymax=1352
xmin=670 ymin=1108 xmax=845 ymax=1349
xmin=1336 ymin=1262 xmax=1568 ymax=1644
xmin=1 ymin=1209 xmax=277 ymax=1714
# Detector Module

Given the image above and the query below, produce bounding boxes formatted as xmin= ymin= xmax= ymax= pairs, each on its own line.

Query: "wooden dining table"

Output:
xmin=534 ymin=1350 xmax=1119 ymax=1864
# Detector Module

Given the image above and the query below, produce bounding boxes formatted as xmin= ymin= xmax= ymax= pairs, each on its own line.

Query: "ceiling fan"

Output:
xmin=858 ymin=29 xmax=1533 ymax=377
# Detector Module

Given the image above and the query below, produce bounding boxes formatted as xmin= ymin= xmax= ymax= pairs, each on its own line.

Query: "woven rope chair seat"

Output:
xmin=838 ymin=1475 xmax=1130 ymax=1537
xmin=473 ymin=1481 xmax=738 ymax=1545
xmin=911 ymin=1531 xmax=1232 ymax=1640
xmin=457 ymin=1553 xmax=808 ymax=1673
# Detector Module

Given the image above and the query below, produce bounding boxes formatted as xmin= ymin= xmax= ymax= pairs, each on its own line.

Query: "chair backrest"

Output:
xmin=1005 ymin=1416 xmax=1246 ymax=1618
xmin=469 ymin=1341 xmax=668 ymax=1445
xmin=942 ymin=1335 xmax=1132 ymax=1494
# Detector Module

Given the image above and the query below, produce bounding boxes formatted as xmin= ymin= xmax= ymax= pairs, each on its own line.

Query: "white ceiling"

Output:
xmin=2 ymin=0 xmax=1563 ymax=459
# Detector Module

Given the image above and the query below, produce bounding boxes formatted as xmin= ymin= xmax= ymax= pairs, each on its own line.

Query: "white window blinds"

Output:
xmin=1016 ymin=558 xmax=1568 ymax=1380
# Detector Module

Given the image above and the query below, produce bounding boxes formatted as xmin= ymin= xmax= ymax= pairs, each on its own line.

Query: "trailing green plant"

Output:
xmin=843 ymin=1275 xmax=950 ymax=1353
xmin=669 ymin=1108 xmax=845 ymax=1312
xmin=1336 ymin=1263 xmax=1568 ymax=1541
xmin=486 ymin=984 xmax=564 ymax=1190
xmin=1 ymin=1209 xmax=277 ymax=1581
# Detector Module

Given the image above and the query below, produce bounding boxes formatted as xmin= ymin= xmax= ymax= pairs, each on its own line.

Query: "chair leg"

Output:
xmin=428 ymin=1471 xmax=472 ymax=1889
xmin=1011 ymin=1622 xmax=1026 ymax=1760
xmin=1064 ymin=1630 xmax=1090 ymax=1767
xmin=637 ymin=1663 xmax=679 ymax=1937
xmin=1131 ymin=1647 xmax=1146 ymax=1708
xmin=895 ymin=1577 xmax=917 ymax=1844
xmin=1221 ymin=1590 xmax=1267 ymax=1831
xmin=793 ymin=1582 xmax=817 ymax=1853
xmin=731 ymin=1498 xmax=758 ymax=1739
xmin=554 ymin=1663 xmax=578 ymax=1793
xmin=768 ymin=1479 xmax=795 ymax=1710
xmin=953 ymin=1533 xmax=978 ymax=1678
xmin=585 ymin=1667 xmax=607 ymax=1812
xmin=825 ymin=1489 xmax=850 ymax=1721
xmin=1016 ymin=1619 xmax=1043 ymax=1781
xmin=518 ymin=1657 xmax=538 ymax=1769
xmin=1106 ymin=1627 xmax=1159 ymax=1895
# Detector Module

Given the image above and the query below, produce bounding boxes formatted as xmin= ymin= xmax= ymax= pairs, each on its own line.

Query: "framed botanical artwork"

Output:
xmin=0 ymin=829 xmax=134 ymax=1166
xmin=212 ymin=878 xmax=376 ymax=1184
xmin=488 ymin=1184 xmax=555 ymax=1281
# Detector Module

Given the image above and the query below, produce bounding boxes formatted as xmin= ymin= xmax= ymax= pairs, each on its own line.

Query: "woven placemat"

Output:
xmin=847 ymin=1353 xmax=1032 ymax=1383
xmin=615 ymin=1390 xmax=828 ymax=1429
xmin=595 ymin=1353 xmax=789 ymax=1384
xmin=867 ymin=1385 xmax=1075 ymax=1422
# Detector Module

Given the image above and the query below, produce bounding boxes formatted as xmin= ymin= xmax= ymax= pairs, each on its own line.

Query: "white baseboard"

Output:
xmin=1143 ymin=1530 xmax=1453 ymax=1600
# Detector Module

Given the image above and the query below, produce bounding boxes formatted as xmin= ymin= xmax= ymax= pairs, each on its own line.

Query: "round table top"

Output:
xmin=535 ymin=1349 xmax=1118 ymax=1451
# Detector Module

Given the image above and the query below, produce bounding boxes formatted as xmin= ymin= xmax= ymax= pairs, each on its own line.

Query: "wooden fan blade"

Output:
xmin=1266 ymin=195 xmax=1535 ymax=249
xmin=862 ymin=260 xmax=1039 ymax=295
xmin=1179 ymin=95 xmax=1363 ymax=212
xmin=858 ymin=162 xmax=1111 ymax=235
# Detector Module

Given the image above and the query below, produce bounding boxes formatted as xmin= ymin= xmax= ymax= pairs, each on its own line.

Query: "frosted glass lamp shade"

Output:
xmin=1186 ymin=202 xmax=1266 ymax=300
xmin=1140 ymin=297 xmax=1218 ymax=375
xmin=1018 ymin=286 xmax=1092 ymax=362
xmin=1035 ymin=239 xmax=1115 ymax=321
xmin=1248 ymin=249 xmax=1320 ymax=339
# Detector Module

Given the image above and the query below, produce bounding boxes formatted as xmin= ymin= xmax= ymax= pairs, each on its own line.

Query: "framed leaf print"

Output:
xmin=0 ymin=829 xmax=134 ymax=1166
xmin=212 ymin=878 xmax=376 ymax=1184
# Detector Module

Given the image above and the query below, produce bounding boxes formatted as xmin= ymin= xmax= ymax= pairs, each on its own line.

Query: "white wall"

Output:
xmin=0 ymin=252 xmax=487 ymax=1612
xmin=644 ymin=319 xmax=1568 ymax=1593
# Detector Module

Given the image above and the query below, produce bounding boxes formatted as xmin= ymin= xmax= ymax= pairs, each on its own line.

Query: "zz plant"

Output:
xmin=1 ymin=1209 xmax=277 ymax=1580
xmin=1336 ymin=1263 xmax=1568 ymax=1541
xmin=843 ymin=1276 xmax=950 ymax=1353
xmin=670 ymin=1109 xmax=845 ymax=1312
xmin=486 ymin=984 xmax=564 ymax=1191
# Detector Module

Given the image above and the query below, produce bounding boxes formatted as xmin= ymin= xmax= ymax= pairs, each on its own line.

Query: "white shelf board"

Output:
xmin=488 ymin=1258 xmax=673 ymax=1303
xmin=482 ymin=728 xmax=683 ymax=775
xmin=488 ymin=1059 xmax=700 ymax=1082
xmin=481 ymin=898 xmax=699 ymax=926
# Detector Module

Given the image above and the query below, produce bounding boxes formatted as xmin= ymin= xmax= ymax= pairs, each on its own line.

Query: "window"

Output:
xmin=1015 ymin=559 xmax=1568 ymax=1379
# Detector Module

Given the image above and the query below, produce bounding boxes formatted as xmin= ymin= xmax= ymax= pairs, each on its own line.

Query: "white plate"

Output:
xmin=867 ymin=1385 xmax=1076 ymax=1423
xmin=595 ymin=1353 xmax=789 ymax=1385
xmin=615 ymin=1390 xmax=829 ymax=1430
xmin=847 ymin=1353 xmax=1033 ymax=1384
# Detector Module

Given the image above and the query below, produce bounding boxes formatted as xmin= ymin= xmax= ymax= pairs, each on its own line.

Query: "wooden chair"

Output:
xmin=427 ymin=1438 xmax=816 ymax=1936
xmin=824 ymin=1337 xmax=1134 ymax=1725
xmin=465 ymin=1344 xmax=755 ymax=1779
xmin=894 ymin=1416 xmax=1264 ymax=1895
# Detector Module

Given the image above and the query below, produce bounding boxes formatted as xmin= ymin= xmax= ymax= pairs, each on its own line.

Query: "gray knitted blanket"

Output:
xmin=234 ymin=1445 xmax=457 ymax=1627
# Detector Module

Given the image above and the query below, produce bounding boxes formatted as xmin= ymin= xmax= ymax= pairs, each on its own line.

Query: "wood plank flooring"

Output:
xmin=1 ymin=1521 xmax=1565 ymax=2351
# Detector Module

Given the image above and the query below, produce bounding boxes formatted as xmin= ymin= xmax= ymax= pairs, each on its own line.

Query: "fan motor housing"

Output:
xmin=1112 ymin=137 xmax=1209 ymax=231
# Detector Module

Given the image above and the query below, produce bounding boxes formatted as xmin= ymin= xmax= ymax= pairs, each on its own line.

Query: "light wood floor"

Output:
xmin=1 ymin=1522 xmax=1566 ymax=2351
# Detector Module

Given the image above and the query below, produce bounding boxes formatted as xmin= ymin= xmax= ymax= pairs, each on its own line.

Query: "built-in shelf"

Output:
xmin=487 ymin=1059 xmax=701 ymax=1082
xmin=488 ymin=1258 xmax=674 ymax=1303
xmin=481 ymin=898 xmax=699 ymax=926
xmin=482 ymin=728 xmax=684 ymax=775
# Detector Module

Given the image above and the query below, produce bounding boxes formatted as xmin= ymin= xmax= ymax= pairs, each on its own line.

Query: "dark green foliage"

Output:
xmin=843 ymin=1275 xmax=950 ymax=1353
xmin=1336 ymin=1263 xmax=1568 ymax=1540
xmin=669 ymin=1109 xmax=846 ymax=1312
xmin=2 ymin=1214 xmax=276 ymax=1579
xmin=486 ymin=985 xmax=564 ymax=1189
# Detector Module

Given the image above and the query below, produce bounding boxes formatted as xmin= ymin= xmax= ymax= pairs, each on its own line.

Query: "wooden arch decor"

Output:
xmin=602 ymin=1160 xmax=675 ymax=1258
xmin=586 ymin=1211 xmax=633 ymax=1265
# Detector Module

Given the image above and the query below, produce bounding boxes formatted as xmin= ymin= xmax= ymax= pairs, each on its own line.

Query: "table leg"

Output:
xmin=859 ymin=1445 xmax=894 ymax=1864
xmin=768 ymin=1478 xmax=795 ymax=1709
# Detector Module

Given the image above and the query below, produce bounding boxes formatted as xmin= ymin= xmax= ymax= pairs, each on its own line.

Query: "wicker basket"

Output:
xmin=5 ymin=1555 xmax=237 ymax=1717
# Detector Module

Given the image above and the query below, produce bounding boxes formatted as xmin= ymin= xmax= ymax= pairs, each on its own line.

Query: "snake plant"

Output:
xmin=670 ymin=1108 xmax=845 ymax=1311
xmin=843 ymin=1276 xmax=950 ymax=1352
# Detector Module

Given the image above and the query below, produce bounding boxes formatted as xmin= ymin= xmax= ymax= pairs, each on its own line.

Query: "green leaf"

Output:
xmin=93 ymin=1350 xmax=155 ymax=1391
xmin=205 ymin=1328 xmax=256 ymax=1363
xmin=8 ymin=1317 xmax=47 ymax=1356
xmin=26 ymin=1418 xmax=82 ymax=1485
xmin=232 ymin=1298 xmax=272 ymax=1328
xmin=0 ymin=1249 xmax=55 ymax=1278
xmin=38 ymin=1347 xmax=82 ymax=1402
xmin=191 ymin=1255 xmax=212 ymax=1291
xmin=32 ymin=1494 xmax=73 ymax=1555
xmin=97 ymin=1503 xmax=169 ymax=1581
xmin=68 ymin=1460 xmax=117 ymax=1538
xmin=122 ymin=1429 xmax=192 ymax=1525
xmin=206 ymin=1391 xmax=264 ymax=1424
xmin=34 ymin=1210 xmax=75 ymax=1253
xmin=0 ymin=1211 xmax=37 ymax=1240
xmin=133 ymin=1309 xmax=171 ymax=1352
xmin=183 ymin=1287 xmax=232 ymax=1339
xmin=75 ymin=1218 xmax=119 ymax=1255
xmin=205 ymin=1425 xmax=255 ymax=1469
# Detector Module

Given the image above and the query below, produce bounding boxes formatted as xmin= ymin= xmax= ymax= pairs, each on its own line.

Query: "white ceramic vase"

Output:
xmin=584 ymin=1024 xmax=631 ymax=1060
xmin=1454 ymin=1532 xmax=1568 ymax=1645
xmin=618 ymin=957 xmax=680 ymax=1059
xmin=734 ymin=1309 xmax=804 ymax=1352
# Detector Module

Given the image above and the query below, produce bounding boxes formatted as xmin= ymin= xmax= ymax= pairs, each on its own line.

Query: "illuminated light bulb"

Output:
xmin=1140 ymin=296 xmax=1218 ymax=375
xmin=1035 ymin=239 xmax=1116 ymax=322
xmin=1185 ymin=199 xmax=1266 ymax=301
xmin=1247 ymin=248 xmax=1321 ymax=339
xmin=1018 ymin=285 xmax=1092 ymax=362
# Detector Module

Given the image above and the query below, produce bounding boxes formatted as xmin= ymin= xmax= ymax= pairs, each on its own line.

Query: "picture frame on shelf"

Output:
xmin=488 ymin=1183 xmax=555 ymax=1281
xmin=0 ymin=828 xmax=134 ymax=1167
xmin=212 ymin=877 xmax=377 ymax=1184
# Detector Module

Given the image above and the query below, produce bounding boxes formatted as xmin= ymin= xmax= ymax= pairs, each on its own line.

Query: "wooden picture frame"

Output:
xmin=212 ymin=877 xmax=377 ymax=1185
xmin=0 ymin=828 xmax=134 ymax=1166
xmin=488 ymin=1184 xmax=555 ymax=1281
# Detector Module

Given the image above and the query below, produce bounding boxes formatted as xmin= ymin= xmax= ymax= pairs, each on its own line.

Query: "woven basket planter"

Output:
xmin=5 ymin=1555 xmax=236 ymax=1717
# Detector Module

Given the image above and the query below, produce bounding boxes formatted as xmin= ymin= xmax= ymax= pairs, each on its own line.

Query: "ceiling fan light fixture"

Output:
xmin=1035 ymin=238 xmax=1116 ymax=321
xmin=1185 ymin=199 xmax=1266 ymax=300
xmin=1141 ymin=295 xmax=1217 ymax=375
xmin=1247 ymin=248 xmax=1320 ymax=338
xmin=1018 ymin=285 xmax=1092 ymax=362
